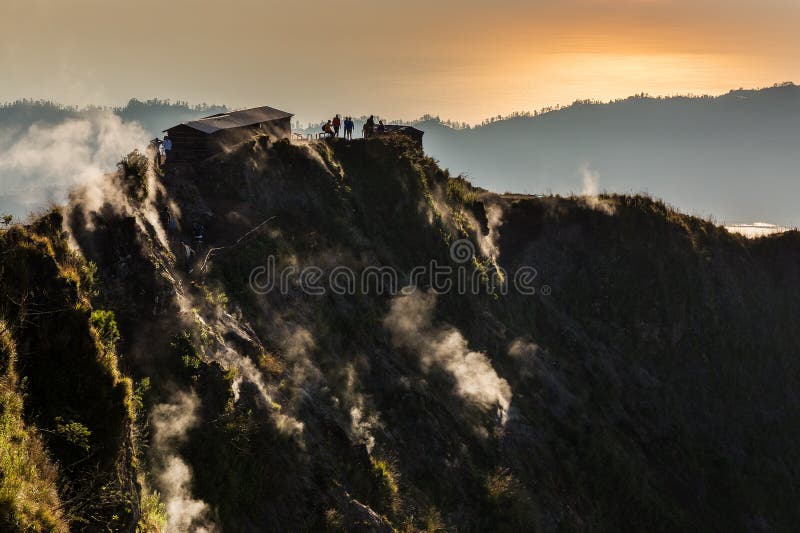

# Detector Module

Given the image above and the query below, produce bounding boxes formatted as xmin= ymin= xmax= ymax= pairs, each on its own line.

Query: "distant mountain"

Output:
xmin=0 ymin=99 xmax=228 ymax=218
xmin=410 ymin=83 xmax=800 ymax=227
xmin=2 ymin=85 xmax=799 ymax=226
xmin=0 ymin=98 xmax=228 ymax=139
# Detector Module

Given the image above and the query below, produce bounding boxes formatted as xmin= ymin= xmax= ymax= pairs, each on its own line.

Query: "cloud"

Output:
xmin=725 ymin=222 xmax=791 ymax=238
xmin=0 ymin=111 xmax=149 ymax=217
xmin=383 ymin=290 xmax=512 ymax=424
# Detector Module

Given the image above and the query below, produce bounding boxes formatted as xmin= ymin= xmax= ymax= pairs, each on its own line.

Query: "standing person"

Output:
xmin=332 ymin=114 xmax=341 ymax=137
xmin=363 ymin=115 xmax=375 ymax=138
xmin=151 ymin=137 xmax=163 ymax=166
xmin=377 ymin=120 xmax=386 ymax=134
xmin=344 ymin=117 xmax=354 ymax=139
xmin=163 ymin=134 xmax=173 ymax=162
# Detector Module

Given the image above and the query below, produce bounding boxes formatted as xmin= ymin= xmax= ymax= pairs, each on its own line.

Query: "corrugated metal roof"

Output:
xmin=167 ymin=106 xmax=293 ymax=134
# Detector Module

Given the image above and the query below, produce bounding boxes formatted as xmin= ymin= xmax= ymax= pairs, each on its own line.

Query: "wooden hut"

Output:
xmin=164 ymin=106 xmax=293 ymax=161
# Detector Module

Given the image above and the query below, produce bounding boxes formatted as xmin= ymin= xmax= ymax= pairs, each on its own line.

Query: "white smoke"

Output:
xmin=216 ymin=342 xmax=305 ymax=438
xmin=383 ymin=291 xmax=512 ymax=424
xmin=343 ymin=363 xmax=380 ymax=453
xmin=579 ymin=163 xmax=615 ymax=215
xmin=150 ymin=391 xmax=217 ymax=533
xmin=137 ymin=166 xmax=173 ymax=250
xmin=479 ymin=203 xmax=504 ymax=260
xmin=279 ymin=322 xmax=322 ymax=387
xmin=178 ymin=308 xmax=306 ymax=439
xmin=0 ymin=112 xmax=149 ymax=217
xmin=507 ymin=338 xmax=540 ymax=380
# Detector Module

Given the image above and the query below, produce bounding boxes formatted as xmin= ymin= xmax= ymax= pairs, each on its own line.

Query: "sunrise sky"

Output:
xmin=2 ymin=0 xmax=799 ymax=123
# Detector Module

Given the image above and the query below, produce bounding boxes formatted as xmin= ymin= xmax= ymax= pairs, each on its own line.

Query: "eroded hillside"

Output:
xmin=1 ymin=135 xmax=799 ymax=532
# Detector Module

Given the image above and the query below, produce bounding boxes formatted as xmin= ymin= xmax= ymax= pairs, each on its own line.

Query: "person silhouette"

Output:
xmin=322 ymin=120 xmax=335 ymax=138
xmin=363 ymin=115 xmax=375 ymax=138
xmin=333 ymin=114 xmax=341 ymax=137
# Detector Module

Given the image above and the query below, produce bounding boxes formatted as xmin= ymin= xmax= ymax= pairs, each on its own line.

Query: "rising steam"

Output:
xmin=383 ymin=290 xmax=512 ymax=424
xmin=480 ymin=202 xmax=504 ymax=260
xmin=342 ymin=362 xmax=381 ymax=453
xmin=579 ymin=163 xmax=615 ymax=215
xmin=0 ymin=111 xmax=149 ymax=217
xmin=150 ymin=391 xmax=217 ymax=533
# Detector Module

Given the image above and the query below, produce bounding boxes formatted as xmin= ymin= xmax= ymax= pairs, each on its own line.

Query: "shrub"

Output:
xmin=130 ymin=377 xmax=151 ymax=417
xmin=171 ymin=331 xmax=203 ymax=371
xmin=257 ymin=351 xmax=284 ymax=376
xmin=421 ymin=507 xmax=446 ymax=533
xmin=447 ymin=177 xmax=478 ymax=205
xmin=0 ymin=326 xmax=66 ymax=531
xmin=117 ymin=150 xmax=149 ymax=202
xmin=324 ymin=508 xmax=345 ymax=531
xmin=371 ymin=456 xmax=401 ymax=515
xmin=485 ymin=467 xmax=516 ymax=503
xmin=90 ymin=309 xmax=120 ymax=347
xmin=201 ymin=284 xmax=229 ymax=308
xmin=484 ymin=467 xmax=540 ymax=530
xmin=54 ymin=418 xmax=92 ymax=454
xmin=137 ymin=489 xmax=167 ymax=532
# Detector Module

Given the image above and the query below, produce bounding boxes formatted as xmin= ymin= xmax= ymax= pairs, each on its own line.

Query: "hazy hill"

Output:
xmin=2 ymin=136 xmax=799 ymax=531
xmin=413 ymin=83 xmax=800 ymax=227
xmin=0 ymin=98 xmax=227 ymax=139
xmin=3 ymin=84 xmax=799 ymax=226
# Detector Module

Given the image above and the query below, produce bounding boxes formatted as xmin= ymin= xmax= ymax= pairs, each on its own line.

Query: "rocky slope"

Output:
xmin=1 ymin=135 xmax=799 ymax=531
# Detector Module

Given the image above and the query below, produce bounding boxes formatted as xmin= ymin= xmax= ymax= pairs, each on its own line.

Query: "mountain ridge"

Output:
xmin=2 ymin=84 xmax=798 ymax=225
xmin=1 ymin=134 xmax=799 ymax=530
xmin=406 ymin=82 xmax=800 ymax=226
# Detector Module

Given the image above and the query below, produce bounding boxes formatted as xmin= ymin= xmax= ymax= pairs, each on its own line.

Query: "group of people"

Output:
xmin=362 ymin=115 xmax=385 ymax=138
xmin=150 ymin=134 xmax=173 ymax=166
xmin=322 ymin=115 xmax=356 ymax=139
xmin=321 ymin=115 xmax=386 ymax=139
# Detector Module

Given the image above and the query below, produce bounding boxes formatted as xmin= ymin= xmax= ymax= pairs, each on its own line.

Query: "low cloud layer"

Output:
xmin=0 ymin=111 xmax=148 ymax=217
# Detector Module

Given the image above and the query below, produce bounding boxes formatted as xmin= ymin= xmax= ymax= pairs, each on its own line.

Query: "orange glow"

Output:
xmin=0 ymin=0 xmax=798 ymax=122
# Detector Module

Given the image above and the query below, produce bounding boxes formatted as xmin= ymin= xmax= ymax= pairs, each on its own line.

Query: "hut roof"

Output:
xmin=167 ymin=106 xmax=293 ymax=134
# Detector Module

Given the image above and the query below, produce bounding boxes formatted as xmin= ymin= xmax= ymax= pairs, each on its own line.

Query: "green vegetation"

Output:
xmin=0 ymin=212 xmax=140 ymax=530
xmin=171 ymin=330 xmax=204 ymax=372
xmin=90 ymin=309 xmax=121 ymax=346
xmin=4 ymin=135 xmax=800 ymax=531
xmin=0 ymin=324 xmax=66 ymax=532
xmin=117 ymin=150 xmax=150 ymax=202
xmin=157 ymin=136 xmax=800 ymax=530
xmin=53 ymin=418 xmax=92 ymax=454
xmin=447 ymin=176 xmax=479 ymax=204
xmin=371 ymin=456 xmax=401 ymax=515
xmin=136 ymin=489 xmax=167 ymax=533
